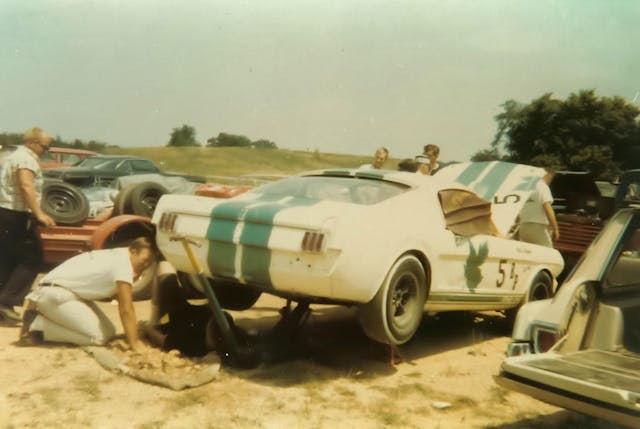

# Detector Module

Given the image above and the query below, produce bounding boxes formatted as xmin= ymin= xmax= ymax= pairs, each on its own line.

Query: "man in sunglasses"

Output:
xmin=0 ymin=127 xmax=55 ymax=323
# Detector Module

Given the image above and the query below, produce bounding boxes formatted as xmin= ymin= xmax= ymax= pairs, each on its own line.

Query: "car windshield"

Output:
xmin=253 ymin=175 xmax=409 ymax=205
xmin=75 ymin=158 xmax=120 ymax=169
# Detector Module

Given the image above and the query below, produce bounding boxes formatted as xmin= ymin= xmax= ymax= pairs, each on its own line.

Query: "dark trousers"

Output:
xmin=0 ymin=206 xmax=43 ymax=307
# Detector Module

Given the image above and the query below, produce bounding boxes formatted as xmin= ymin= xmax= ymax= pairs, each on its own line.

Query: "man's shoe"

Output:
xmin=19 ymin=309 xmax=38 ymax=340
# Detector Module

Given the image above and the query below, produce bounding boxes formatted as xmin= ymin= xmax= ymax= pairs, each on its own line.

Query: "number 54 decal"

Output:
xmin=496 ymin=259 xmax=519 ymax=289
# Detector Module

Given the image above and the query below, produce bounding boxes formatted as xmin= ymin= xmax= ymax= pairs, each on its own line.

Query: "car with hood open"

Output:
xmin=496 ymin=208 xmax=640 ymax=428
xmin=152 ymin=161 xmax=564 ymax=345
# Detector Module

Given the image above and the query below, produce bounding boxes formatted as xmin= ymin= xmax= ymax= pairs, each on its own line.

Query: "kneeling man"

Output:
xmin=20 ymin=237 xmax=156 ymax=351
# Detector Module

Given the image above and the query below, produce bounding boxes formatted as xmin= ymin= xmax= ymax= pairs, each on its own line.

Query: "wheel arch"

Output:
xmin=91 ymin=214 xmax=155 ymax=250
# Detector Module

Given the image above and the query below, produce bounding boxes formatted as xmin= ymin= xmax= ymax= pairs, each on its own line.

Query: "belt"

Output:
xmin=38 ymin=282 xmax=63 ymax=288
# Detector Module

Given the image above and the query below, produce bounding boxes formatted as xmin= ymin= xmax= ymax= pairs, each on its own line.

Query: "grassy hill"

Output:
xmin=102 ymin=146 xmax=401 ymax=180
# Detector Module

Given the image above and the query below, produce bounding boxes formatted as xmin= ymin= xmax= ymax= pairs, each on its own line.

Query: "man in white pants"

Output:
xmin=518 ymin=167 xmax=560 ymax=247
xmin=19 ymin=237 xmax=155 ymax=351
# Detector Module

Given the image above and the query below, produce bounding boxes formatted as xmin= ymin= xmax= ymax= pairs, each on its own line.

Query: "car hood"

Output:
xmin=436 ymin=161 xmax=546 ymax=236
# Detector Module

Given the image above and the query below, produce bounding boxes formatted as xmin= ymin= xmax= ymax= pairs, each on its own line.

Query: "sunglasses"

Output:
xmin=34 ymin=141 xmax=50 ymax=152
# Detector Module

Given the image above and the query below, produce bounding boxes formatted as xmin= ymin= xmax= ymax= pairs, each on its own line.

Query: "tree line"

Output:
xmin=166 ymin=125 xmax=278 ymax=149
xmin=0 ymin=133 xmax=117 ymax=152
xmin=472 ymin=90 xmax=640 ymax=179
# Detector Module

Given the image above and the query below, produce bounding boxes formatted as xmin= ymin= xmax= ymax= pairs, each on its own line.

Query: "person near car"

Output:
xmin=19 ymin=237 xmax=156 ymax=351
xmin=416 ymin=144 xmax=441 ymax=175
xmin=518 ymin=167 xmax=560 ymax=247
xmin=0 ymin=127 xmax=56 ymax=323
xmin=360 ymin=147 xmax=389 ymax=169
xmin=139 ymin=270 xmax=245 ymax=358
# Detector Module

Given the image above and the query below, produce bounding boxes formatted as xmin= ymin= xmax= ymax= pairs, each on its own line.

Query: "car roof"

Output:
xmin=48 ymin=147 xmax=97 ymax=155
xmin=84 ymin=154 xmax=148 ymax=160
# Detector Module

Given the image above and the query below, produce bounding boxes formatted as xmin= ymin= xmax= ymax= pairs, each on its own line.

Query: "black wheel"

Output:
xmin=357 ymin=254 xmax=427 ymax=345
xmin=527 ymin=271 xmax=552 ymax=301
xmin=129 ymin=182 xmax=168 ymax=218
xmin=506 ymin=271 xmax=553 ymax=322
xmin=41 ymin=181 xmax=90 ymax=225
xmin=176 ymin=272 xmax=262 ymax=310
xmin=112 ymin=184 xmax=136 ymax=216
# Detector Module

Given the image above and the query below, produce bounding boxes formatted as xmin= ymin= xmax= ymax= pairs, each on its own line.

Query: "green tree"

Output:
xmin=470 ymin=148 xmax=503 ymax=162
xmin=167 ymin=125 xmax=200 ymax=147
xmin=207 ymin=132 xmax=251 ymax=147
xmin=252 ymin=139 xmax=278 ymax=149
xmin=487 ymin=90 xmax=640 ymax=178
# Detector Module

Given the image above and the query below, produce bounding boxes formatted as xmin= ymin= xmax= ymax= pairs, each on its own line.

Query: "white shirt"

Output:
xmin=0 ymin=145 xmax=43 ymax=212
xmin=519 ymin=179 xmax=553 ymax=225
xmin=40 ymin=248 xmax=135 ymax=300
xmin=359 ymin=163 xmax=374 ymax=169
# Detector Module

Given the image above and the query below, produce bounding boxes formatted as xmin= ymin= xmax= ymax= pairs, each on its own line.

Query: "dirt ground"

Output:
xmin=0 ymin=295 xmax=622 ymax=429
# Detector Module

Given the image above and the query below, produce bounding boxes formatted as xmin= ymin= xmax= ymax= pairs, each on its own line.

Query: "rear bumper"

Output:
xmin=495 ymin=371 xmax=640 ymax=428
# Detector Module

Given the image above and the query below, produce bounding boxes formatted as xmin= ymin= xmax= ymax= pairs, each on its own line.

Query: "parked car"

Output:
xmin=152 ymin=161 xmax=564 ymax=345
xmin=43 ymin=154 xmax=206 ymax=187
xmin=39 ymin=147 xmax=98 ymax=169
xmin=496 ymin=208 xmax=640 ymax=428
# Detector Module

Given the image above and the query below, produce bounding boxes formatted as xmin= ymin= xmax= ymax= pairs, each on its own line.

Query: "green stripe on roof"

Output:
xmin=455 ymin=162 xmax=492 ymax=186
xmin=475 ymin=162 xmax=517 ymax=200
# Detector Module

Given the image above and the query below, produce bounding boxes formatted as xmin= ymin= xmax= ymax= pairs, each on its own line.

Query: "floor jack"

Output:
xmin=171 ymin=235 xmax=311 ymax=369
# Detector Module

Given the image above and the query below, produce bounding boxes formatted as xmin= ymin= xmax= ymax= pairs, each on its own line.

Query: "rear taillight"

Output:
xmin=301 ymin=231 xmax=326 ymax=253
xmin=158 ymin=212 xmax=178 ymax=232
xmin=533 ymin=326 xmax=558 ymax=353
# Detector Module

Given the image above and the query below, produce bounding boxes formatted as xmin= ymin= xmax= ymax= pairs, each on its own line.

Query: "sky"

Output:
xmin=1 ymin=0 xmax=639 ymax=162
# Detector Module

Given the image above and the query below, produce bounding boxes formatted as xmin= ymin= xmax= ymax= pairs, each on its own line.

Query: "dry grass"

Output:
xmin=103 ymin=146 xmax=401 ymax=180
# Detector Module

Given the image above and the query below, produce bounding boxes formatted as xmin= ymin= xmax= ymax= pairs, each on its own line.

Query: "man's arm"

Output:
xmin=543 ymin=202 xmax=560 ymax=241
xmin=116 ymin=280 xmax=140 ymax=351
xmin=16 ymin=169 xmax=55 ymax=226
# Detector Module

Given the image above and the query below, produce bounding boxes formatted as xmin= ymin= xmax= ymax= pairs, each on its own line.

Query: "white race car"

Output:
xmin=153 ymin=162 xmax=564 ymax=345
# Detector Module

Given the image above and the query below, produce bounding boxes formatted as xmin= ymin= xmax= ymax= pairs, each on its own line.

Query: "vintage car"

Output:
xmin=496 ymin=208 xmax=640 ymax=427
xmin=39 ymin=147 xmax=98 ymax=169
xmin=152 ymin=161 xmax=564 ymax=345
xmin=43 ymin=154 xmax=206 ymax=187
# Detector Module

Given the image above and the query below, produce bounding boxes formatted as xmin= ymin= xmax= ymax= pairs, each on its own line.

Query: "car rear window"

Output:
xmin=254 ymin=176 xmax=409 ymax=205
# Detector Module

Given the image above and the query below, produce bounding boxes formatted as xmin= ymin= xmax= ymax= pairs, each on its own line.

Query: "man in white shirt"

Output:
xmin=19 ymin=237 xmax=155 ymax=351
xmin=359 ymin=147 xmax=389 ymax=170
xmin=518 ymin=168 xmax=560 ymax=247
xmin=0 ymin=127 xmax=56 ymax=323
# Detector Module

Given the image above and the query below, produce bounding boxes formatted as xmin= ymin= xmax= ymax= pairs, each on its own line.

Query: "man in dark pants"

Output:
xmin=0 ymin=127 xmax=56 ymax=322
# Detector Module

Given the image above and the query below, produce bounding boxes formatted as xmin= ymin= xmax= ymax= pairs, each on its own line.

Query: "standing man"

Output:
xmin=0 ymin=127 xmax=55 ymax=322
xmin=360 ymin=147 xmax=389 ymax=170
xmin=19 ymin=237 xmax=156 ymax=350
xmin=518 ymin=167 xmax=560 ymax=247
xmin=416 ymin=144 xmax=441 ymax=175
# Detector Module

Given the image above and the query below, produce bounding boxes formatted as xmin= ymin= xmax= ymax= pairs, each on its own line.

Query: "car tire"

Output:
xmin=176 ymin=272 xmax=262 ymax=310
xmin=129 ymin=182 xmax=168 ymax=218
xmin=112 ymin=184 xmax=137 ymax=216
xmin=506 ymin=271 xmax=553 ymax=322
xmin=41 ymin=181 xmax=90 ymax=225
xmin=357 ymin=254 xmax=427 ymax=345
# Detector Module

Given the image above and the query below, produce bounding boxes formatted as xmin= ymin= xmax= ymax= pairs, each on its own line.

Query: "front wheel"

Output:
xmin=357 ymin=254 xmax=427 ymax=345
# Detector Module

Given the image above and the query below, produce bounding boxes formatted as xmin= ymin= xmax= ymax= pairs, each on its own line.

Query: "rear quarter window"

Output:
xmin=255 ymin=176 xmax=409 ymax=205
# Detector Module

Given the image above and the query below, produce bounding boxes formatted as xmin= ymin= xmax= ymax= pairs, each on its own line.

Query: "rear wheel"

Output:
xmin=357 ymin=254 xmax=427 ymax=345
xmin=506 ymin=271 xmax=553 ymax=322
xmin=176 ymin=272 xmax=262 ymax=311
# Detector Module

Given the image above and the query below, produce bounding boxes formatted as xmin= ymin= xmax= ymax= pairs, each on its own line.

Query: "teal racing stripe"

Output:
xmin=239 ymin=198 xmax=317 ymax=287
xmin=474 ymin=162 xmax=518 ymax=200
xmin=206 ymin=200 xmax=253 ymax=278
xmin=455 ymin=162 xmax=492 ymax=186
xmin=206 ymin=196 xmax=319 ymax=288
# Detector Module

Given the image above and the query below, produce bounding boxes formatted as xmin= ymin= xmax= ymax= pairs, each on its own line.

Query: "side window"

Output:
xmin=130 ymin=160 xmax=159 ymax=173
xmin=607 ymin=227 xmax=640 ymax=287
xmin=115 ymin=161 xmax=132 ymax=174
xmin=61 ymin=154 xmax=81 ymax=165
